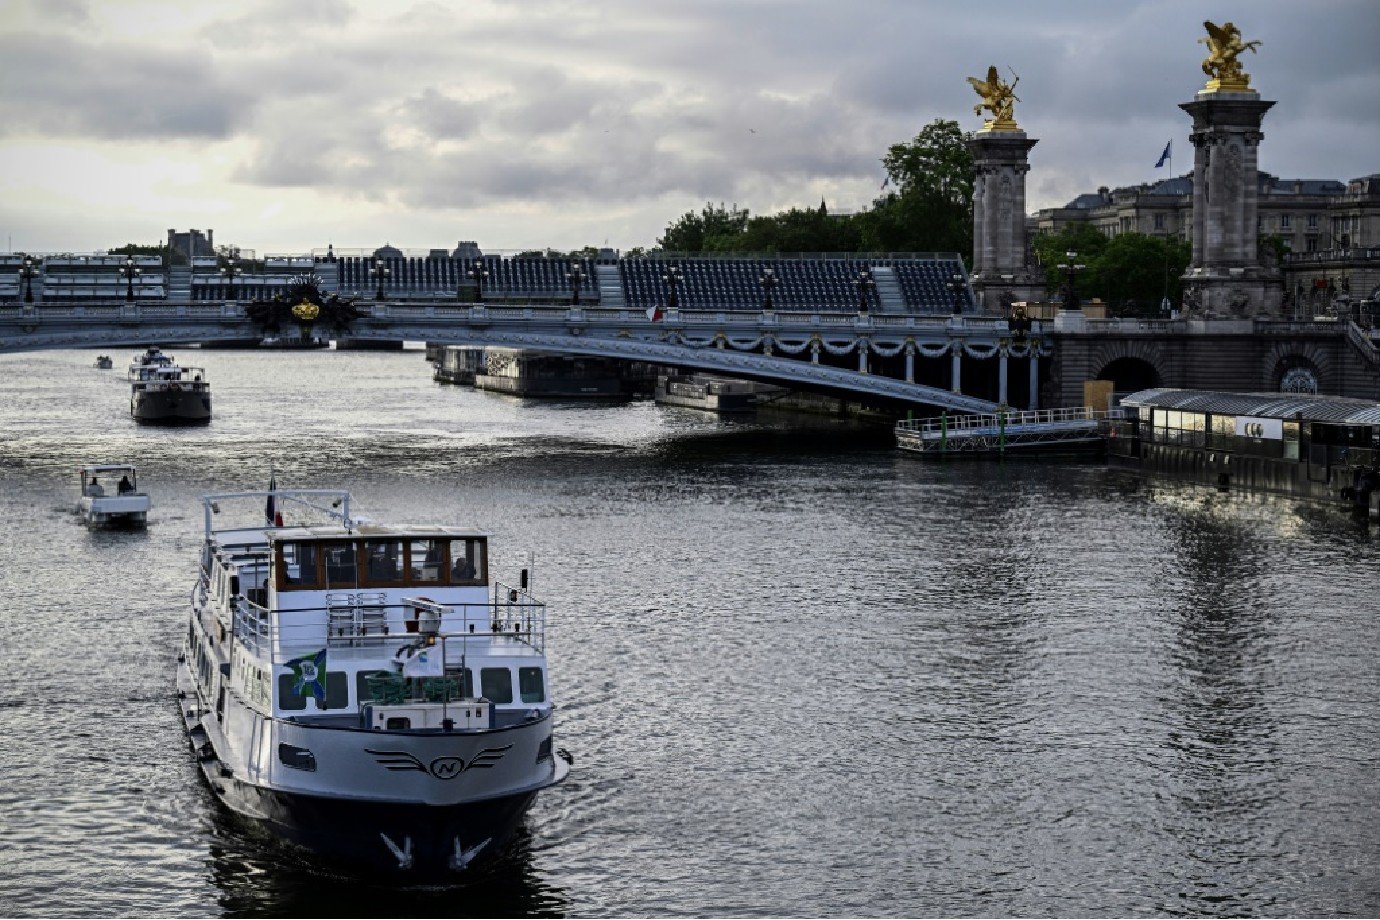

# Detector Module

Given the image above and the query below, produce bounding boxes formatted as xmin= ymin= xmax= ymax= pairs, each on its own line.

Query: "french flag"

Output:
xmin=646 ymin=304 xmax=664 ymax=322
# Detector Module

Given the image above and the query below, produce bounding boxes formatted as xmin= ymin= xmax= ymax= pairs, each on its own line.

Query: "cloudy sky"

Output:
xmin=0 ymin=0 xmax=1375 ymax=256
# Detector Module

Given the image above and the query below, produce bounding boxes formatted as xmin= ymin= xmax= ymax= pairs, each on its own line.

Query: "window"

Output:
xmin=1154 ymin=213 xmax=1165 ymax=230
xmin=450 ymin=538 xmax=484 ymax=584
xmin=408 ymin=539 xmax=446 ymax=585
xmin=322 ymin=541 xmax=357 ymax=589
xmin=363 ymin=540 xmax=405 ymax=584
xmin=277 ymin=671 xmax=349 ymax=711
xmin=1281 ymin=214 xmax=1291 ymax=229
xmin=280 ymin=542 xmax=320 ymax=590
xmin=519 ymin=667 xmax=545 ymax=703
xmin=1307 ymin=213 xmax=1318 ymax=228
xmin=480 ymin=667 xmax=513 ymax=704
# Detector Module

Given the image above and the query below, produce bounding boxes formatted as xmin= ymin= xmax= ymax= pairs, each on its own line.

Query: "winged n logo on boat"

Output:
xmin=365 ymin=745 xmax=513 ymax=779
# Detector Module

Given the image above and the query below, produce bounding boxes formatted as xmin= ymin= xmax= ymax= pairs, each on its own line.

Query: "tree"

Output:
xmin=858 ymin=119 xmax=974 ymax=254
xmin=1033 ymin=226 xmax=1190 ymax=316
xmin=657 ymin=202 xmax=750 ymax=252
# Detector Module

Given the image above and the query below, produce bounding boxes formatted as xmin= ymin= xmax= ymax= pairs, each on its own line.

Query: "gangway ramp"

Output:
xmin=895 ymin=407 xmax=1123 ymax=458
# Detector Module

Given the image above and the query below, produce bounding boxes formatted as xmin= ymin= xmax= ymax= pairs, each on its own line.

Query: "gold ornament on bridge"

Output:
xmin=291 ymin=300 xmax=320 ymax=322
xmin=966 ymin=65 xmax=1021 ymax=132
xmin=1199 ymin=21 xmax=1260 ymax=93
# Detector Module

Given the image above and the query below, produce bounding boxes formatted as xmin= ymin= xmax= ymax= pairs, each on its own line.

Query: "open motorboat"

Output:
xmin=95 ymin=355 xmax=114 ymax=369
xmin=128 ymin=346 xmax=212 ymax=424
xmin=178 ymin=484 xmax=571 ymax=876
xmin=76 ymin=464 xmax=151 ymax=528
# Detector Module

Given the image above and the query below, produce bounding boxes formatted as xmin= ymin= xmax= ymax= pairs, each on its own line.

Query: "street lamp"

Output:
xmin=119 ymin=256 xmax=141 ymax=302
xmin=467 ymin=259 xmax=488 ymax=302
xmin=567 ymin=262 xmax=587 ymax=305
xmin=946 ymin=273 xmax=967 ymax=315
xmin=1055 ymin=250 xmax=1086 ymax=311
xmin=759 ymin=267 xmax=778 ymax=312
xmin=663 ymin=264 xmax=683 ymax=312
xmin=372 ymin=259 xmax=391 ymax=301
xmin=19 ymin=255 xmax=39 ymax=304
xmin=855 ymin=267 xmax=876 ymax=315
xmin=219 ymin=257 xmax=243 ymax=301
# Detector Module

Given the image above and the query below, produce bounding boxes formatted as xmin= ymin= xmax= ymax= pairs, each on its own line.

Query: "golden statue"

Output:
xmin=291 ymin=299 xmax=320 ymax=322
xmin=967 ymin=65 xmax=1021 ymax=132
xmin=1199 ymin=20 xmax=1261 ymax=92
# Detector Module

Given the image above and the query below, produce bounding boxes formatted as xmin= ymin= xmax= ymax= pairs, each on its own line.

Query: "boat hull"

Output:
xmin=132 ymin=388 xmax=212 ymax=424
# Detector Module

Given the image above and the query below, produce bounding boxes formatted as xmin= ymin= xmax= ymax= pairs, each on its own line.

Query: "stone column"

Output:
xmin=950 ymin=346 xmax=962 ymax=394
xmin=904 ymin=341 xmax=915 ymax=383
xmin=968 ymin=131 xmax=1043 ymax=314
xmin=1027 ymin=352 xmax=1039 ymax=410
xmin=998 ymin=348 xmax=1009 ymax=406
xmin=1180 ymin=90 xmax=1283 ymax=317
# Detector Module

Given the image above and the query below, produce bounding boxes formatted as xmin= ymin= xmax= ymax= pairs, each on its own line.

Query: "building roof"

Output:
xmin=1066 ymin=193 xmax=1109 ymax=209
xmin=1145 ymin=176 xmax=1192 ymax=196
xmin=1121 ymin=388 xmax=1380 ymax=424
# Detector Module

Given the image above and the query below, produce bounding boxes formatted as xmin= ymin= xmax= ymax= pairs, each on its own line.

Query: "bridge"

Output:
xmin=0 ymin=299 xmax=1058 ymax=413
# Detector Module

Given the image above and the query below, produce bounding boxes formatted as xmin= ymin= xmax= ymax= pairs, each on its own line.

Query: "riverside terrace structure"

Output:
xmin=4 ymin=246 xmax=1380 ymax=409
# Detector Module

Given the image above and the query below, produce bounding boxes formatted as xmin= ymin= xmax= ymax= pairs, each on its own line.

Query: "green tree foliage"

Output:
xmin=858 ymin=119 xmax=974 ymax=254
xmin=704 ymin=203 xmax=863 ymax=253
xmin=1033 ymin=226 xmax=1191 ymax=316
xmin=657 ymin=202 xmax=750 ymax=252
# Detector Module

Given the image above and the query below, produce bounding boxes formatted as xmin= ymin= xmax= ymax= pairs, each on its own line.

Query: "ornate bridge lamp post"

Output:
xmin=946 ymin=273 xmax=967 ymax=315
xmin=372 ymin=259 xmax=390 ymax=301
xmin=663 ymin=264 xmax=683 ymax=312
xmin=855 ymin=267 xmax=876 ymax=315
xmin=219 ymin=257 xmax=243 ymax=300
xmin=19 ymin=255 xmax=39 ymax=304
xmin=567 ymin=263 xmax=587 ymax=306
xmin=759 ymin=267 xmax=778 ymax=313
xmin=1056 ymin=251 xmax=1085 ymax=311
xmin=119 ymin=256 xmax=141 ymax=302
xmin=467 ymin=259 xmax=488 ymax=302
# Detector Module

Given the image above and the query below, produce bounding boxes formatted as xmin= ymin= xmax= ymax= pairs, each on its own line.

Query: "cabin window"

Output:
xmin=280 ymin=543 xmax=321 ymax=590
xmin=480 ymin=667 xmax=513 ymax=704
xmin=1283 ymin=421 xmax=1301 ymax=461
xmin=450 ymin=538 xmax=484 ymax=584
xmin=363 ymin=540 xmax=406 ymax=584
xmin=323 ymin=541 xmax=358 ymax=589
xmin=519 ymin=667 xmax=545 ymax=703
xmin=408 ymin=539 xmax=447 ymax=585
xmin=277 ymin=671 xmax=349 ymax=711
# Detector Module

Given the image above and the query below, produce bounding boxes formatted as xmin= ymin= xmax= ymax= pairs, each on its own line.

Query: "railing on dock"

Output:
xmin=895 ymin=406 xmax=1124 ymax=455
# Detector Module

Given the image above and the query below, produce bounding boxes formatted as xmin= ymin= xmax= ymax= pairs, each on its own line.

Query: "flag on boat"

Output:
xmin=284 ymin=648 xmax=328 ymax=702
xmin=402 ymin=645 xmax=445 ymax=677
xmin=1155 ymin=140 xmax=1172 ymax=168
xmin=646 ymin=304 xmax=664 ymax=322
xmin=265 ymin=471 xmax=277 ymax=525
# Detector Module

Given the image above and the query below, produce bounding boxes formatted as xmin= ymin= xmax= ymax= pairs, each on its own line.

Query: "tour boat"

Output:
xmin=178 ymin=485 xmax=570 ymax=876
xmin=76 ymin=463 xmax=151 ymax=528
xmin=128 ymin=346 xmax=212 ymax=424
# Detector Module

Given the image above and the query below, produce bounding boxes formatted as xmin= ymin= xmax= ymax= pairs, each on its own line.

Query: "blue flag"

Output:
xmin=1155 ymin=140 xmax=1172 ymax=168
xmin=285 ymin=649 xmax=328 ymax=702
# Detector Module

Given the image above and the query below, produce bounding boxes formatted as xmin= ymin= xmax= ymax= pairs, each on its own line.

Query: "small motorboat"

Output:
xmin=76 ymin=463 xmax=151 ymax=528
xmin=95 ymin=355 xmax=114 ymax=369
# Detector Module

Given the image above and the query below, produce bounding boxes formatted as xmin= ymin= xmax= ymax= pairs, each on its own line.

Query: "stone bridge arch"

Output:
xmin=1263 ymin=341 xmax=1332 ymax=393
xmin=1089 ymin=340 xmax=1168 ymax=393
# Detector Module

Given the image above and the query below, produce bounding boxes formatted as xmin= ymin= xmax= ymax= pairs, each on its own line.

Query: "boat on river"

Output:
xmin=179 ymin=485 xmax=570 ymax=876
xmin=94 ymin=355 xmax=113 ymax=369
xmin=76 ymin=463 xmax=150 ymax=528
xmin=128 ymin=346 xmax=211 ymax=424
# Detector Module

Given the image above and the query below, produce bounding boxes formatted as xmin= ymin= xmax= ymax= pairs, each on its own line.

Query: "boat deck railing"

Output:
xmin=220 ymin=585 xmax=546 ymax=668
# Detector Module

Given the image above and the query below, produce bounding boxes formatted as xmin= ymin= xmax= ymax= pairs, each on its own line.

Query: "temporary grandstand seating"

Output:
xmin=191 ymin=255 xmax=322 ymax=301
xmin=39 ymin=255 xmax=166 ymax=301
xmin=618 ymin=255 xmax=968 ymax=314
xmin=335 ymin=255 xmax=600 ymax=302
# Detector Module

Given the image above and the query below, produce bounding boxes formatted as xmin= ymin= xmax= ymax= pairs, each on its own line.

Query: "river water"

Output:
xmin=0 ymin=347 xmax=1376 ymax=918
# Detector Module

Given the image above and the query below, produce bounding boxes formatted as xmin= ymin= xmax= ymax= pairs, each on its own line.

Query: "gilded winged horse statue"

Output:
xmin=966 ymin=65 xmax=1020 ymax=131
xmin=1199 ymin=21 xmax=1261 ymax=91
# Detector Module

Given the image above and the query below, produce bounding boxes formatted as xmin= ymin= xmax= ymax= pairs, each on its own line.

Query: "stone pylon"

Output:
xmin=968 ymin=130 xmax=1044 ymax=314
xmin=1180 ymin=90 xmax=1284 ymax=317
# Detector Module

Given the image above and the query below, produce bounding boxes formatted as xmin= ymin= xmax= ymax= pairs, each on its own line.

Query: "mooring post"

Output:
xmin=940 ymin=411 xmax=948 ymax=454
xmin=998 ymin=409 xmax=1006 ymax=457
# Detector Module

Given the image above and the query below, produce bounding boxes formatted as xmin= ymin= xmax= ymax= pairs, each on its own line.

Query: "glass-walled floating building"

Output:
xmin=1109 ymin=388 xmax=1380 ymax=513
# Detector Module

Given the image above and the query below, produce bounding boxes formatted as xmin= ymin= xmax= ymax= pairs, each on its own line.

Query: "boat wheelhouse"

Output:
xmin=1109 ymin=388 xmax=1380 ymax=515
xmin=76 ymin=463 xmax=150 ymax=528
xmin=179 ymin=488 xmax=568 ymax=876
xmin=128 ymin=346 xmax=211 ymax=424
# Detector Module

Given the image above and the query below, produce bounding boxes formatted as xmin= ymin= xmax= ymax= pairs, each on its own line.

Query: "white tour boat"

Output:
xmin=128 ymin=346 xmax=212 ymax=424
xmin=76 ymin=463 xmax=151 ymax=528
xmin=179 ymin=485 xmax=570 ymax=876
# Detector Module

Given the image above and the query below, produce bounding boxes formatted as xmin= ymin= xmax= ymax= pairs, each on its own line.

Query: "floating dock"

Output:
xmin=895 ymin=407 xmax=1123 ymax=458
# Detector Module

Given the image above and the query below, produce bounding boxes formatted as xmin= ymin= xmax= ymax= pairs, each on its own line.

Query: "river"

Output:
xmin=0 ymin=347 xmax=1376 ymax=917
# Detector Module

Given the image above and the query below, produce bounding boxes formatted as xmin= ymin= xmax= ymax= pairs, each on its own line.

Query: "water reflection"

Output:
xmin=206 ymin=816 xmax=568 ymax=918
